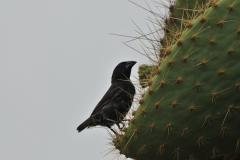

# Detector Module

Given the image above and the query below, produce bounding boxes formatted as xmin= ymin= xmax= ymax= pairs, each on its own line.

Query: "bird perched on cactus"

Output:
xmin=77 ymin=61 xmax=136 ymax=134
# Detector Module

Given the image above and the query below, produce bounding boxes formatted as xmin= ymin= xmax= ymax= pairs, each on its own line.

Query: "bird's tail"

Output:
xmin=76 ymin=117 xmax=95 ymax=133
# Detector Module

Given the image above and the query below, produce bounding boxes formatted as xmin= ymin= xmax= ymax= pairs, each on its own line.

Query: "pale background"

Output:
xmin=0 ymin=0 xmax=165 ymax=159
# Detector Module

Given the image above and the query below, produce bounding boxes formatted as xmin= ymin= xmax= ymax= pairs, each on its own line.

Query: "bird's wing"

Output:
xmin=90 ymin=83 xmax=123 ymax=116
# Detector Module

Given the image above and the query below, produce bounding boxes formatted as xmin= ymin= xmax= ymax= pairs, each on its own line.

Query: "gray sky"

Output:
xmin=0 ymin=1 xmax=164 ymax=159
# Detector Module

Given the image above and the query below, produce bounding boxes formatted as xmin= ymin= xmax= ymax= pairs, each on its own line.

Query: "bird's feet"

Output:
xmin=116 ymin=122 xmax=125 ymax=130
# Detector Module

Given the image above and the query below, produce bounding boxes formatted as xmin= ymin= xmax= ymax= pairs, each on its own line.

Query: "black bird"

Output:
xmin=77 ymin=61 xmax=136 ymax=134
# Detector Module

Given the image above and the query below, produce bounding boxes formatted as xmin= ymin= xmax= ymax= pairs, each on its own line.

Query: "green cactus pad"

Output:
xmin=114 ymin=0 xmax=240 ymax=159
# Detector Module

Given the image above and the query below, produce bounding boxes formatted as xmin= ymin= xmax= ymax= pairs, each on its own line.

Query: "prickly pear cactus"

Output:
xmin=113 ymin=0 xmax=240 ymax=159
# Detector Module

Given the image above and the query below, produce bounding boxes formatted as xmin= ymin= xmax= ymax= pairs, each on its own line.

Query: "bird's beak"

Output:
xmin=125 ymin=61 xmax=137 ymax=69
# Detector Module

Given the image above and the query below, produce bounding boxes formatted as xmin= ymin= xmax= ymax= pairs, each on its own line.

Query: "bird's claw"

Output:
xmin=116 ymin=122 xmax=125 ymax=130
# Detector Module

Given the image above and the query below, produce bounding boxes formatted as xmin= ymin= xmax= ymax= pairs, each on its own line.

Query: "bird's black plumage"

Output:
xmin=77 ymin=61 xmax=136 ymax=134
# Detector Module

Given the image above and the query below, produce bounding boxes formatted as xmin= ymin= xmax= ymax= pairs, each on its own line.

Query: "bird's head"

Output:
xmin=111 ymin=61 xmax=137 ymax=83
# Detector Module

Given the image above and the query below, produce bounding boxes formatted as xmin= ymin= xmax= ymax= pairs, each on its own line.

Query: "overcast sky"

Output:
xmin=0 ymin=1 xmax=165 ymax=159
